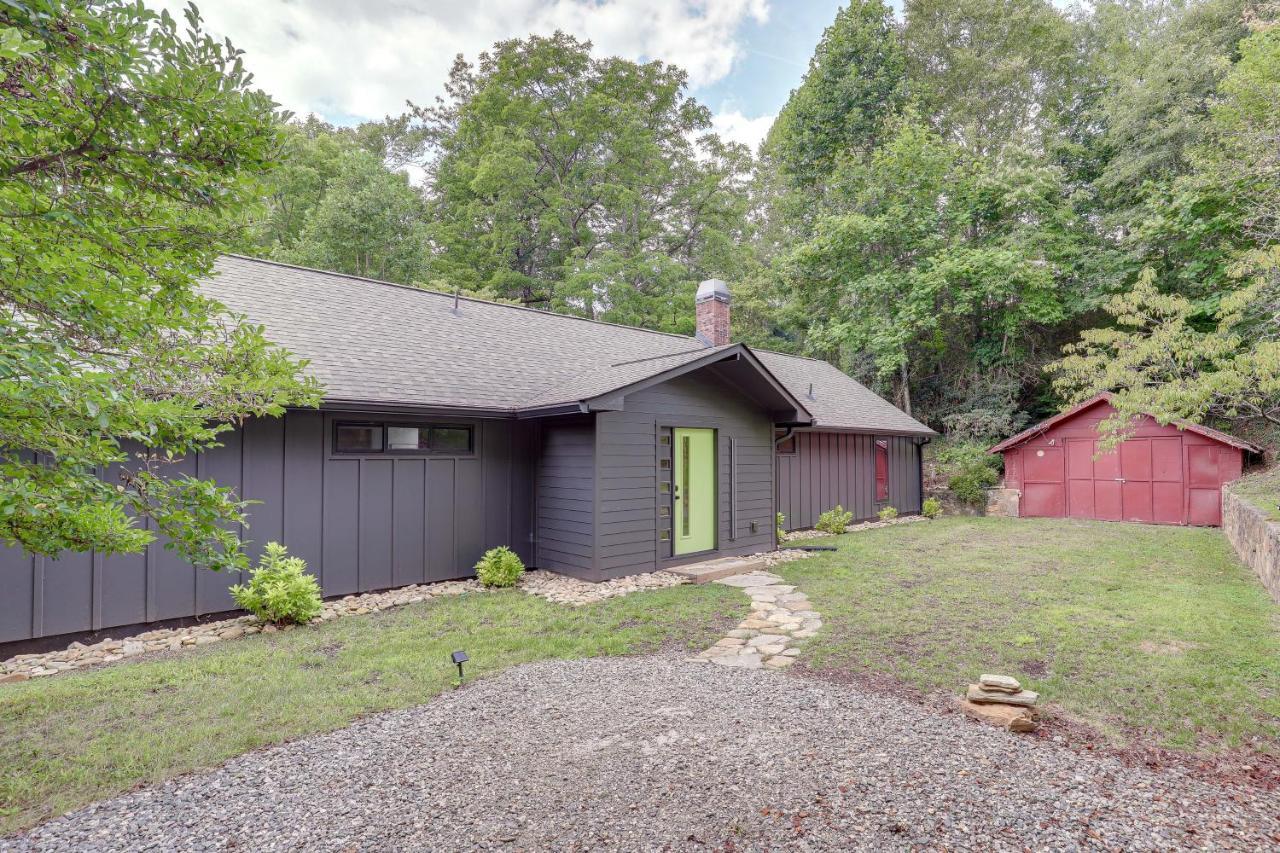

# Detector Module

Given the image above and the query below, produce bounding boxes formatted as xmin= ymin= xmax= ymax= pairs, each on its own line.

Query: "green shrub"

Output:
xmin=229 ymin=542 xmax=323 ymax=625
xmin=475 ymin=546 xmax=524 ymax=587
xmin=878 ymin=505 xmax=899 ymax=521
xmin=936 ymin=441 xmax=1001 ymax=506
xmin=776 ymin=512 xmax=786 ymax=541
xmin=816 ymin=505 xmax=853 ymax=534
xmin=922 ymin=497 xmax=943 ymax=519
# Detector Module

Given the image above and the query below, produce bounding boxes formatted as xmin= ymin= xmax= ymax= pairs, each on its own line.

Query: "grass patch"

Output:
xmin=0 ymin=583 xmax=744 ymax=835
xmin=1229 ymin=466 xmax=1280 ymax=521
xmin=780 ymin=517 xmax=1280 ymax=752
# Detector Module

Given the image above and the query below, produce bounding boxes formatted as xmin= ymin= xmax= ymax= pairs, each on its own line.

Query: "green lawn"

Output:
xmin=779 ymin=516 xmax=1280 ymax=752
xmin=1229 ymin=466 xmax=1280 ymax=521
xmin=0 ymin=583 xmax=745 ymax=835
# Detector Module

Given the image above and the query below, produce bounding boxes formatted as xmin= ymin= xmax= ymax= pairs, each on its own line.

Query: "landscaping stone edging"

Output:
xmin=1223 ymin=488 xmax=1280 ymax=604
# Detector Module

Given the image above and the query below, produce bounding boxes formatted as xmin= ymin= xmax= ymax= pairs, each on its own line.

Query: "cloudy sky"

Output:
xmin=154 ymin=0 xmax=854 ymax=152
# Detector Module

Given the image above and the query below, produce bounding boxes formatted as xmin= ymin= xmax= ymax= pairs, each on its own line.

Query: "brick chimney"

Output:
xmin=695 ymin=278 xmax=731 ymax=347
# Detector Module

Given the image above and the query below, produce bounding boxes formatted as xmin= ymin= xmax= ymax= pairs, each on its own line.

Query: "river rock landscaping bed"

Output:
xmin=2 ymin=555 xmax=795 ymax=684
xmin=0 ymin=579 xmax=480 ymax=683
xmin=783 ymin=514 xmax=927 ymax=542
xmin=5 ymin=655 xmax=1275 ymax=852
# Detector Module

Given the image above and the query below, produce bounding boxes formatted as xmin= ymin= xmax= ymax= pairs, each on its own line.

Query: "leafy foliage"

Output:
xmin=922 ymin=497 xmax=943 ymax=519
xmin=229 ymin=542 xmax=323 ymax=625
xmin=1051 ymin=261 xmax=1280 ymax=443
xmin=763 ymin=0 xmax=906 ymax=191
xmin=936 ymin=442 xmax=1001 ymax=505
xmin=414 ymin=33 xmax=751 ymax=331
xmin=474 ymin=546 xmax=525 ymax=588
xmin=0 ymin=1 xmax=320 ymax=571
xmin=877 ymin=505 xmax=899 ymax=521
xmin=776 ymin=512 xmax=787 ymax=541
xmin=816 ymin=505 xmax=854 ymax=534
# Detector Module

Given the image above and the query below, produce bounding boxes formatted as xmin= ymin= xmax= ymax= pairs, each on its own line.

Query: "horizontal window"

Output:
xmin=334 ymin=422 xmax=473 ymax=455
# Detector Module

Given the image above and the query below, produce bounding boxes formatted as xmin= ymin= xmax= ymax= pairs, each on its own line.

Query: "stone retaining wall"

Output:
xmin=1223 ymin=489 xmax=1280 ymax=604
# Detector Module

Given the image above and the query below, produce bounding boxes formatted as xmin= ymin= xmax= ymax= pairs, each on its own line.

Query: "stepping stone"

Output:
xmin=669 ymin=558 xmax=769 ymax=584
xmin=747 ymin=634 xmax=789 ymax=647
xmin=764 ymin=656 xmax=795 ymax=669
xmin=711 ymin=653 xmax=763 ymax=669
xmin=715 ymin=572 xmax=782 ymax=588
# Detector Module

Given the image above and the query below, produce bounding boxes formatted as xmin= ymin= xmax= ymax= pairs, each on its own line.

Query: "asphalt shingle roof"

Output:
xmin=204 ymin=255 xmax=934 ymax=435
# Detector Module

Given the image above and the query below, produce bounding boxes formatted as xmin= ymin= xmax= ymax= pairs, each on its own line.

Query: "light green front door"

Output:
xmin=673 ymin=428 xmax=716 ymax=554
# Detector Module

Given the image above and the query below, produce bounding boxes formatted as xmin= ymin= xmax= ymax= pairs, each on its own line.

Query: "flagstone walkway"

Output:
xmin=690 ymin=571 xmax=821 ymax=669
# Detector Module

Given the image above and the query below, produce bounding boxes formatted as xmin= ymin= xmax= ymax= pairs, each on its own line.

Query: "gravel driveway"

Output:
xmin=4 ymin=656 xmax=1275 ymax=851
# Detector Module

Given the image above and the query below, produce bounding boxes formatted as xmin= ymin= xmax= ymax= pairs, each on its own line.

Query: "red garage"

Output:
xmin=989 ymin=394 xmax=1259 ymax=527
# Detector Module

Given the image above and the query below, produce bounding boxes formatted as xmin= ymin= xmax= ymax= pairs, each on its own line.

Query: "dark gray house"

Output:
xmin=0 ymin=256 xmax=933 ymax=644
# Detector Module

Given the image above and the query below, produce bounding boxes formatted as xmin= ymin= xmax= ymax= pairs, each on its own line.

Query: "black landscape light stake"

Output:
xmin=451 ymin=650 xmax=469 ymax=683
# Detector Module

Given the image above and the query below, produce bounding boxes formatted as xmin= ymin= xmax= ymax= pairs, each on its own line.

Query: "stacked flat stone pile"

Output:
xmin=958 ymin=673 xmax=1040 ymax=732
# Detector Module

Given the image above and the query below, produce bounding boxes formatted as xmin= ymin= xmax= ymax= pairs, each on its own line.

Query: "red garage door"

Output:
xmin=1052 ymin=438 xmax=1186 ymax=524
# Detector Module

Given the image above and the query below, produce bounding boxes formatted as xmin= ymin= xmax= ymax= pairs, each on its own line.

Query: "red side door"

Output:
xmin=1150 ymin=437 xmax=1186 ymax=524
xmin=1119 ymin=439 xmax=1154 ymax=523
xmin=1187 ymin=445 xmax=1223 ymax=526
xmin=1065 ymin=439 xmax=1095 ymax=517
xmin=1021 ymin=445 xmax=1065 ymax=517
xmin=1092 ymin=443 xmax=1123 ymax=521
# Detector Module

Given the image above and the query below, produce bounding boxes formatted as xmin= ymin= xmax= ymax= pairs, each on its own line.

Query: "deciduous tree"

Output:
xmin=0 ymin=1 xmax=319 ymax=571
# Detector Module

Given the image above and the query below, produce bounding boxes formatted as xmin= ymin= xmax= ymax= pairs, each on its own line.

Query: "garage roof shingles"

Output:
xmin=205 ymin=256 xmax=934 ymax=435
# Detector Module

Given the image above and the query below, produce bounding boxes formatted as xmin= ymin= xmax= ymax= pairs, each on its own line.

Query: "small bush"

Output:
xmin=229 ymin=542 xmax=323 ymax=625
xmin=475 ymin=546 xmax=524 ymax=587
xmin=936 ymin=441 xmax=1001 ymax=506
xmin=922 ymin=497 xmax=943 ymax=519
xmin=878 ymin=505 xmax=899 ymax=521
xmin=776 ymin=512 xmax=786 ymax=541
xmin=816 ymin=505 xmax=853 ymax=534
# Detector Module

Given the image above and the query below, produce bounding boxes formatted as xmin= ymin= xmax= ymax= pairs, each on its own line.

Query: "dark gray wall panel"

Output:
xmin=0 ymin=549 xmax=35 ymax=643
xmin=508 ymin=422 xmax=537 ymax=564
xmin=39 ymin=551 xmax=93 ymax=638
xmin=392 ymin=459 xmax=427 ymax=587
xmin=282 ymin=410 xmax=324 ymax=582
xmin=149 ymin=453 xmax=198 ymax=621
xmin=196 ymin=427 xmax=244 ymax=614
xmin=358 ymin=459 xmax=394 ymax=591
xmin=322 ymin=458 xmax=361 ymax=596
xmin=241 ymin=417 xmax=285 ymax=564
xmin=455 ymin=459 xmax=484 ymax=573
xmin=535 ymin=416 xmax=595 ymax=578
xmin=425 ymin=458 xmax=456 ymax=582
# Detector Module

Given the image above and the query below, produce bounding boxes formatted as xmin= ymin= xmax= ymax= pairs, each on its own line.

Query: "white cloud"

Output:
xmin=710 ymin=109 xmax=776 ymax=152
xmin=157 ymin=0 xmax=770 ymax=123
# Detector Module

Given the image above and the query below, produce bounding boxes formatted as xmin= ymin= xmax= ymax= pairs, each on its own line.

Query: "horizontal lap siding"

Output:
xmin=595 ymin=370 xmax=775 ymax=580
xmin=535 ymin=416 xmax=596 ymax=579
xmin=0 ymin=411 xmax=531 ymax=645
xmin=776 ymin=432 xmax=922 ymax=531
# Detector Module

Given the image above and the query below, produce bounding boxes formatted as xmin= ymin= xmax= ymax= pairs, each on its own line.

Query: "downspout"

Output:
xmin=774 ymin=426 xmax=795 ymax=448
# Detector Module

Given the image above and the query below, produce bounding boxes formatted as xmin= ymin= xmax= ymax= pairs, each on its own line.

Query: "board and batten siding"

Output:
xmin=0 ymin=410 xmax=532 ymax=644
xmin=594 ymin=370 xmax=776 ymax=580
xmin=775 ymin=432 xmax=922 ymax=531
xmin=534 ymin=416 xmax=596 ymax=579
